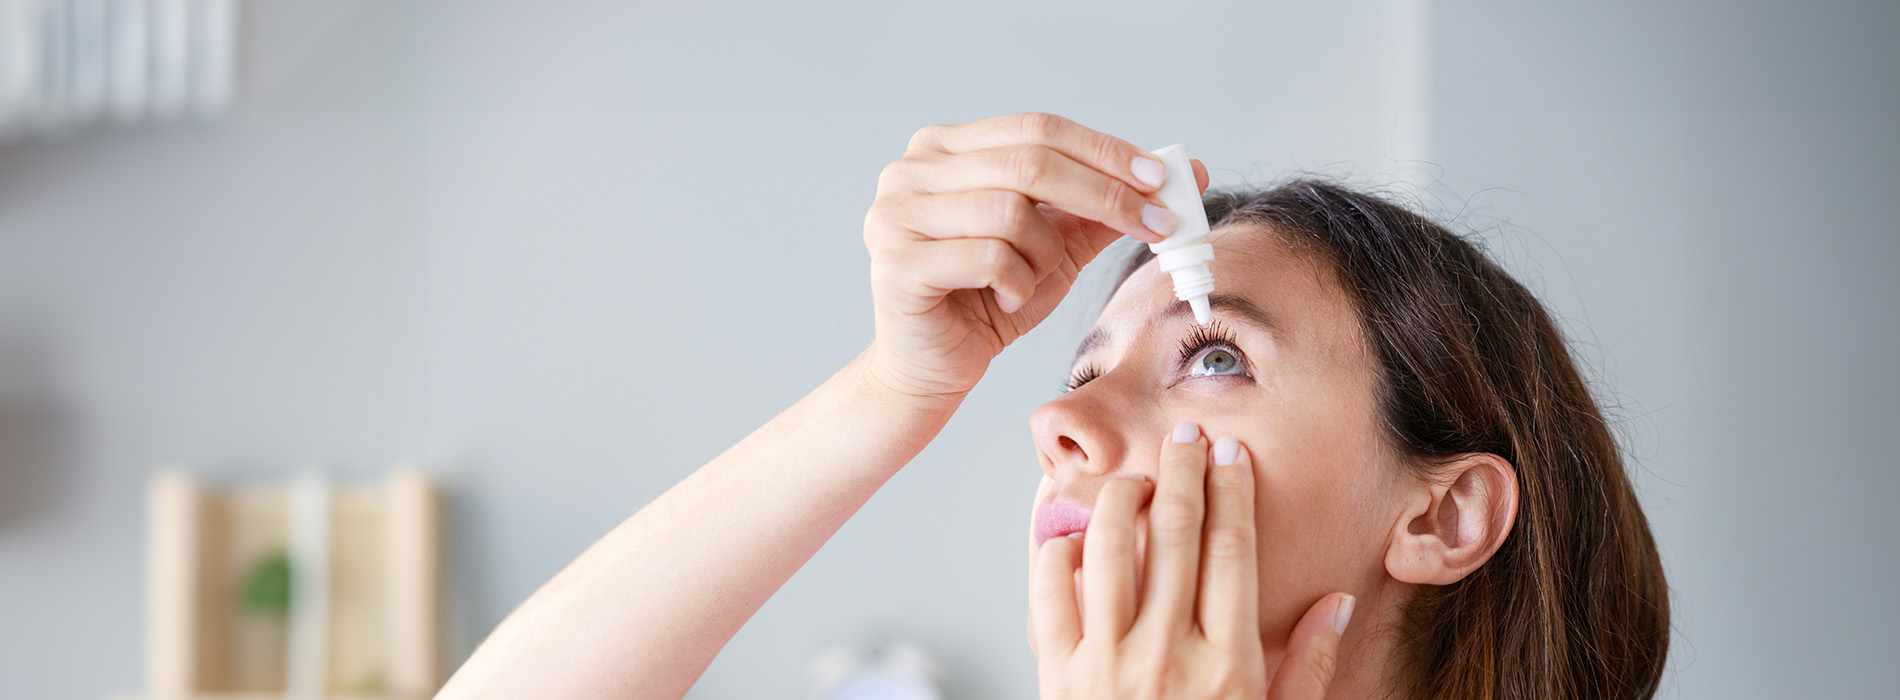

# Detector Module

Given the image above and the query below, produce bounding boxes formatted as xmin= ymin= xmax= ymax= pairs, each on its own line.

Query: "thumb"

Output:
xmin=1268 ymin=592 xmax=1354 ymax=699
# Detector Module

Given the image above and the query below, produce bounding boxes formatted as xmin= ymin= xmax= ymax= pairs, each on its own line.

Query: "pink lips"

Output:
xmin=1034 ymin=500 xmax=1093 ymax=547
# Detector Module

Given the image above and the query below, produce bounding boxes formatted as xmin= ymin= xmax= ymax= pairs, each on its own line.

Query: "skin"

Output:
xmin=1029 ymin=225 xmax=1401 ymax=696
xmin=437 ymin=113 xmax=1516 ymax=700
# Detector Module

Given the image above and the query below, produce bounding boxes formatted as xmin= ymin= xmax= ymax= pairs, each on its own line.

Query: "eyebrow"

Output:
xmin=1072 ymin=294 xmax=1280 ymax=363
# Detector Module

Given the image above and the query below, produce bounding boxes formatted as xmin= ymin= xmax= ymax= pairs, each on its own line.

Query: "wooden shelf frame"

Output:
xmin=138 ymin=468 xmax=441 ymax=700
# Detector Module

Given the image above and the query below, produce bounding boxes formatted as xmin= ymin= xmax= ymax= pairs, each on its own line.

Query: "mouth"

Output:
xmin=1033 ymin=499 xmax=1093 ymax=548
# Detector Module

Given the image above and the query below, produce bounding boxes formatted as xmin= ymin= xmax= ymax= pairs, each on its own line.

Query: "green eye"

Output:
xmin=1191 ymin=347 xmax=1244 ymax=377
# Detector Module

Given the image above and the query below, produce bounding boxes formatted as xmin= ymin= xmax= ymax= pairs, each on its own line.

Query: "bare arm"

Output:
xmin=435 ymin=349 xmax=959 ymax=700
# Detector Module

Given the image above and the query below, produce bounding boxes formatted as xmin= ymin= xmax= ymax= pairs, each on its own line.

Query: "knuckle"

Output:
xmin=1088 ymin=131 xmax=1125 ymax=171
xmin=1100 ymin=178 xmax=1135 ymax=219
xmin=1161 ymin=443 xmax=1207 ymax=468
xmin=1143 ymin=637 xmax=1178 ymax=669
xmin=1031 ymin=573 xmax=1068 ymax=602
xmin=1038 ymin=673 xmax=1073 ymax=699
xmin=1003 ymin=146 xmax=1055 ymax=191
xmin=867 ymin=253 xmax=903 ymax=287
xmin=861 ymin=209 xmax=881 ymax=246
xmin=979 ymin=239 xmax=1020 ymax=280
xmin=906 ymin=125 xmax=941 ymax=153
xmin=861 ymin=202 xmax=910 ymax=252
xmin=1099 ymin=477 xmax=1146 ymax=504
xmin=1076 ymin=635 xmax=1116 ymax=660
xmin=1148 ymin=496 xmax=1203 ymax=534
xmin=1211 ymin=659 xmax=1264 ymax=696
xmin=1205 ymin=526 xmax=1254 ymax=560
xmin=1016 ymin=112 xmax=1067 ymax=142
xmin=876 ymin=159 xmax=908 ymax=193
xmin=862 ymin=199 xmax=894 ymax=236
xmin=989 ymin=191 xmax=1032 ymax=236
xmin=1205 ymin=661 xmax=1240 ymax=694
xmin=1307 ymin=647 xmax=1340 ymax=686
xmin=1129 ymin=654 xmax=1171 ymax=696
xmin=1209 ymin=462 xmax=1250 ymax=489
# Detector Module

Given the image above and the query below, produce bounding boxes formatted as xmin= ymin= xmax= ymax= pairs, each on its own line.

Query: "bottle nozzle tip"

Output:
xmin=1188 ymin=295 xmax=1212 ymax=325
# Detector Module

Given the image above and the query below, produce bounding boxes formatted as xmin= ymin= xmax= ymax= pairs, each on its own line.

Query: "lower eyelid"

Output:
xmin=1191 ymin=371 xmax=1251 ymax=381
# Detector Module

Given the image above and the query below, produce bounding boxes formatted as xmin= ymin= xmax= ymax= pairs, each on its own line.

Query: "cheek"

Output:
xmin=1247 ymin=426 xmax=1395 ymax=644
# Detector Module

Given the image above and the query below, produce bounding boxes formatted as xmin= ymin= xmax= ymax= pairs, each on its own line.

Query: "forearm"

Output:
xmin=437 ymin=348 xmax=961 ymax=700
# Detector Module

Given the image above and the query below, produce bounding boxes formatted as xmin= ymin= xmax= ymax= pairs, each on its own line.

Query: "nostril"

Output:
xmin=1057 ymin=435 xmax=1085 ymax=459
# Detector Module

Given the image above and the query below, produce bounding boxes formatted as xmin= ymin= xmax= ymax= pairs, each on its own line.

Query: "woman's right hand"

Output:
xmin=861 ymin=113 xmax=1209 ymax=402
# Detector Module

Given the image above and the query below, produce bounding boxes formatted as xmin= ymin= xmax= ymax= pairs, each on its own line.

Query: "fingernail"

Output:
xmin=1142 ymin=204 xmax=1176 ymax=238
xmin=1171 ymin=422 xmax=1200 ymax=443
xmin=1213 ymin=436 xmax=1240 ymax=466
xmin=1066 ymin=531 xmax=1085 ymax=540
xmin=1131 ymin=156 xmax=1166 ymax=188
xmin=1333 ymin=594 xmax=1356 ymax=636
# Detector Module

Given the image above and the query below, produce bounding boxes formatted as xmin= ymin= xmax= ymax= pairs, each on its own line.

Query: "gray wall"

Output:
xmin=1429 ymin=5 xmax=1900 ymax=697
xmin=0 ymin=1 xmax=1893 ymax=698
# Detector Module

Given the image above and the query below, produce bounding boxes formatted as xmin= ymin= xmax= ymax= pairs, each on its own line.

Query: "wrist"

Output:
xmin=849 ymin=345 xmax=971 ymax=420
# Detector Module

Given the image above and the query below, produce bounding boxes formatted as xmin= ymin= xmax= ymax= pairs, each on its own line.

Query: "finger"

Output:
xmin=1031 ymin=534 xmax=1085 ymax=657
xmin=1083 ymin=474 xmax=1152 ymax=640
xmin=873 ymin=191 xmax=1066 ymax=282
xmin=1030 ymin=156 xmax=1210 ymax=267
xmin=1036 ymin=204 xmax=1138 ymax=273
xmin=870 ymin=237 xmax=1038 ymax=314
xmin=906 ymin=112 xmax=1168 ymax=194
xmin=1267 ymin=593 xmax=1354 ymax=700
xmin=901 ymin=146 xmax=1168 ymax=244
xmin=1138 ymin=422 xmax=1209 ymax=632
xmin=1199 ymin=437 xmax=1259 ymax=647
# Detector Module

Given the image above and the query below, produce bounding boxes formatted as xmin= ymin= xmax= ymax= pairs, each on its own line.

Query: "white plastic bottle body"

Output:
xmin=1147 ymin=144 xmax=1216 ymax=324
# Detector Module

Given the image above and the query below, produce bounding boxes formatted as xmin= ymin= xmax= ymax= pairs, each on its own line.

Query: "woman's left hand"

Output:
xmin=1030 ymin=426 xmax=1356 ymax=699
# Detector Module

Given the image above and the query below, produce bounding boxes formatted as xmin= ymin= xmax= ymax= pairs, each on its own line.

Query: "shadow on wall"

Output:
xmin=0 ymin=325 xmax=72 ymax=532
xmin=438 ymin=472 xmax=491 ymax=674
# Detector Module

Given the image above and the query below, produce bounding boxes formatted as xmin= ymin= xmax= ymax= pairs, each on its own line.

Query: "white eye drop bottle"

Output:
xmin=1147 ymin=144 xmax=1216 ymax=325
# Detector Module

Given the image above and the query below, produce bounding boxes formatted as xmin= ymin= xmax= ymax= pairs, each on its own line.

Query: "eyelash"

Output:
xmin=1062 ymin=321 xmax=1250 ymax=393
xmin=1064 ymin=363 xmax=1102 ymax=393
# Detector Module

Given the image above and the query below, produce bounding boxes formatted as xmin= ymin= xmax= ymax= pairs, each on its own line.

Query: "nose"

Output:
xmin=1030 ymin=385 xmax=1129 ymax=480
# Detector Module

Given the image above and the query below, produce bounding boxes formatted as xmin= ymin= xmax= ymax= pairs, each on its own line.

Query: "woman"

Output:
xmin=435 ymin=113 xmax=1670 ymax=699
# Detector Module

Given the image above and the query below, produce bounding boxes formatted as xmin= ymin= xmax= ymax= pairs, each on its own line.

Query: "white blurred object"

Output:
xmin=0 ymin=0 xmax=237 ymax=142
xmin=285 ymin=472 xmax=330 ymax=700
xmin=810 ymin=641 xmax=946 ymax=700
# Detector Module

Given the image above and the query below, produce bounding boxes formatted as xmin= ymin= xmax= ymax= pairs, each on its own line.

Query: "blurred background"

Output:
xmin=1 ymin=1 xmax=1895 ymax=698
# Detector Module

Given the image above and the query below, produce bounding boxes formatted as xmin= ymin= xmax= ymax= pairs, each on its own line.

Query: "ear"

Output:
xmin=1385 ymin=453 xmax=1519 ymax=586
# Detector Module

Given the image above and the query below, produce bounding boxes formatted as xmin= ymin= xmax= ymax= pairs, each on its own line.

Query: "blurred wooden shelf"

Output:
xmin=119 ymin=468 xmax=442 ymax=700
xmin=112 ymin=695 xmax=421 ymax=700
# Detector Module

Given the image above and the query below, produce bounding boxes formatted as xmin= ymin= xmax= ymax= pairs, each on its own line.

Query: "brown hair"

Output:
xmin=1112 ymin=180 xmax=1669 ymax=700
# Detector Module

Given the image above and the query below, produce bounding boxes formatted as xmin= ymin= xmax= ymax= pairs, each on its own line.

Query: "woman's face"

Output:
xmin=1029 ymin=222 xmax=1408 ymax=651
